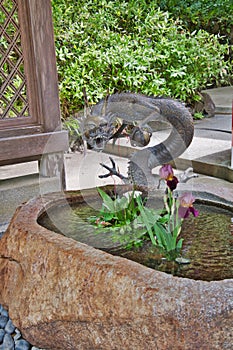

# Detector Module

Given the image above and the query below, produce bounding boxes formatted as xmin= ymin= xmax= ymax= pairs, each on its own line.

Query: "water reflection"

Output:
xmin=38 ymin=202 xmax=233 ymax=281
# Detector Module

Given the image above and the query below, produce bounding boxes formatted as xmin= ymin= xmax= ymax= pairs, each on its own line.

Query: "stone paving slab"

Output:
xmin=0 ymin=161 xmax=38 ymax=180
xmin=181 ymin=136 xmax=231 ymax=160
xmin=65 ymin=151 xmax=128 ymax=190
xmin=202 ymin=86 xmax=233 ymax=114
xmin=195 ymin=113 xmax=232 ymax=133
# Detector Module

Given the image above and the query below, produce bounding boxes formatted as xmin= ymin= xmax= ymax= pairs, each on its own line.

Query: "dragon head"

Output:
xmin=81 ymin=112 xmax=118 ymax=151
xmin=80 ymin=93 xmax=153 ymax=151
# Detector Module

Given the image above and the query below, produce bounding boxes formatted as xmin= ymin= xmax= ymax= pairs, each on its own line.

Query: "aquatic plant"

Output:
xmin=89 ymin=187 xmax=142 ymax=228
xmin=90 ymin=165 xmax=199 ymax=261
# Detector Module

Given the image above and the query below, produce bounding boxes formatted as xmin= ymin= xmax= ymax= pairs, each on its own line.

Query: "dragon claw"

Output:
xmin=99 ymin=157 xmax=127 ymax=180
xmin=179 ymin=167 xmax=198 ymax=183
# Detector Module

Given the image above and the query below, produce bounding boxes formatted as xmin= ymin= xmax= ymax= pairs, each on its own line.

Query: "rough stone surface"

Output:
xmin=0 ymin=189 xmax=233 ymax=350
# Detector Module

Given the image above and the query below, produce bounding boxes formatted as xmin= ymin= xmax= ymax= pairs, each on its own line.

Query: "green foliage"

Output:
xmin=193 ymin=112 xmax=205 ymax=120
xmin=89 ymin=186 xmax=185 ymax=261
xmin=51 ymin=0 xmax=231 ymax=117
xmin=62 ymin=116 xmax=80 ymax=136
xmin=136 ymin=190 xmax=184 ymax=261
xmin=158 ymin=0 xmax=233 ymax=43
xmin=89 ymin=188 xmax=142 ymax=227
xmin=62 ymin=116 xmax=83 ymax=151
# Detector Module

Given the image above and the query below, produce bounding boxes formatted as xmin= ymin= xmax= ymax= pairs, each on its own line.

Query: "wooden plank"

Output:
xmin=231 ymin=99 xmax=233 ymax=168
xmin=0 ymin=117 xmax=36 ymax=129
xmin=17 ymin=0 xmax=61 ymax=131
xmin=16 ymin=0 xmax=38 ymax=126
xmin=0 ymin=130 xmax=69 ymax=163
xmin=0 ymin=125 xmax=43 ymax=138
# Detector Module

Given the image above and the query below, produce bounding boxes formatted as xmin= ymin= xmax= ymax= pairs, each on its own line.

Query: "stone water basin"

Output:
xmin=0 ymin=185 xmax=232 ymax=350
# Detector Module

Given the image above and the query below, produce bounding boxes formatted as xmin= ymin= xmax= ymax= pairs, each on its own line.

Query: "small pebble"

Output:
xmin=15 ymin=338 xmax=31 ymax=350
xmin=0 ymin=315 xmax=8 ymax=328
xmin=0 ymin=329 xmax=5 ymax=343
xmin=175 ymin=257 xmax=191 ymax=264
xmin=5 ymin=318 xmax=16 ymax=334
xmin=14 ymin=328 xmax=22 ymax=341
xmin=0 ymin=333 xmax=14 ymax=350
xmin=0 ymin=308 xmax=8 ymax=317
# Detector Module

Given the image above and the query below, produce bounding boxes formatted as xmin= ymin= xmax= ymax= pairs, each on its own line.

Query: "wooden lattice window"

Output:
xmin=0 ymin=0 xmax=68 ymax=186
xmin=0 ymin=0 xmax=29 ymax=119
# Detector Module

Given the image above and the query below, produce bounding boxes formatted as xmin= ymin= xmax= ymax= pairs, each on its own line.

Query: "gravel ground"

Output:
xmin=0 ymin=304 xmax=46 ymax=350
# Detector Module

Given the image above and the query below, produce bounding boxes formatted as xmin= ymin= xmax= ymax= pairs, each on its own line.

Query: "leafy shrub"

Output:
xmin=52 ymin=0 xmax=231 ymax=117
xmin=158 ymin=0 xmax=233 ymax=43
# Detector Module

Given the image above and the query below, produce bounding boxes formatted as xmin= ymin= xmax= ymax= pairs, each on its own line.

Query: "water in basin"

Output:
xmin=38 ymin=201 xmax=233 ymax=281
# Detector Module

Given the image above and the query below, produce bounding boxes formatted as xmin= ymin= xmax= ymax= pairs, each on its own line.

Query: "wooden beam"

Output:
xmin=0 ymin=125 xmax=43 ymax=138
xmin=0 ymin=131 xmax=69 ymax=164
xmin=17 ymin=0 xmax=61 ymax=131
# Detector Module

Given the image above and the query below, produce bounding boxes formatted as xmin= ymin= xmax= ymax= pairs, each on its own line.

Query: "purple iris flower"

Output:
xmin=159 ymin=164 xmax=179 ymax=191
xmin=178 ymin=192 xmax=199 ymax=219
xmin=159 ymin=164 xmax=174 ymax=180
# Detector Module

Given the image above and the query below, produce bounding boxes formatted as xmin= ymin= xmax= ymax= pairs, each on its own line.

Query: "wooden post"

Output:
xmin=17 ymin=0 xmax=62 ymax=132
xmin=231 ymin=97 xmax=233 ymax=168
xmin=18 ymin=0 xmax=68 ymax=185
xmin=0 ymin=0 xmax=69 ymax=188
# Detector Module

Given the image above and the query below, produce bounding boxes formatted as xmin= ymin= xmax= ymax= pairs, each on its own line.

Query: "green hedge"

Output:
xmin=158 ymin=0 xmax=233 ymax=43
xmin=52 ymin=0 xmax=231 ymax=117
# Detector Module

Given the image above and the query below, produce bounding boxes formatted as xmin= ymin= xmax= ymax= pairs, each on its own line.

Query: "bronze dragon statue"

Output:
xmin=81 ymin=92 xmax=195 ymax=188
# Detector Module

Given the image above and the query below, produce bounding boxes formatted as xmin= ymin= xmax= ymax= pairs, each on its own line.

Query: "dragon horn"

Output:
xmin=101 ymin=88 xmax=110 ymax=116
xmin=83 ymin=87 xmax=91 ymax=119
